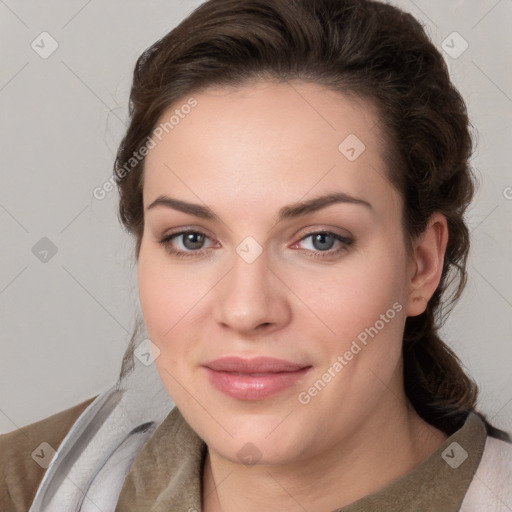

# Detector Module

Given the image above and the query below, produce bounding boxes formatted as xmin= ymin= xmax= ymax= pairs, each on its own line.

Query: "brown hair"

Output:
xmin=114 ymin=0 xmax=509 ymax=439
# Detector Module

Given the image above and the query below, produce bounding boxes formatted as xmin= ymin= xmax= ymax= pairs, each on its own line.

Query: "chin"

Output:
xmin=211 ymin=434 xmax=306 ymax=467
xmin=203 ymin=412 xmax=311 ymax=460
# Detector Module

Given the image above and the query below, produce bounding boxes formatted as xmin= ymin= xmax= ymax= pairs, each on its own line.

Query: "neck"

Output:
xmin=202 ymin=389 xmax=448 ymax=512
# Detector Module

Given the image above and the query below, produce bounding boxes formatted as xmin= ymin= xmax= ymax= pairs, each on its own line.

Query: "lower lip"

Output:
xmin=203 ymin=366 xmax=311 ymax=400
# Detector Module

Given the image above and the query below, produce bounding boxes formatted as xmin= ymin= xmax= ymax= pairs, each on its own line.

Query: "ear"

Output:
xmin=406 ymin=212 xmax=449 ymax=317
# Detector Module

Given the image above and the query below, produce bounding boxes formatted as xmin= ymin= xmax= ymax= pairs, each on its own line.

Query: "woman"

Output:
xmin=1 ymin=0 xmax=511 ymax=510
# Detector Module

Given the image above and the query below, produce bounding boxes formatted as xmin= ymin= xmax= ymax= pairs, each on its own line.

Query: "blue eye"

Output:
xmin=158 ymin=230 xmax=353 ymax=259
xmin=158 ymin=230 xmax=215 ymax=258
xmin=294 ymin=231 xmax=353 ymax=259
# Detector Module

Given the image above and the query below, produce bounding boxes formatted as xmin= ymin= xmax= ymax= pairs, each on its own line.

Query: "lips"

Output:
xmin=202 ymin=356 xmax=312 ymax=400
xmin=204 ymin=356 xmax=308 ymax=373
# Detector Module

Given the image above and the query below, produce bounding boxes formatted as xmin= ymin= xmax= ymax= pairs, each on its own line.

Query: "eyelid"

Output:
xmin=158 ymin=226 xmax=351 ymax=246
xmin=293 ymin=225 xmax=353 ymax=242
xmin=158 ymin=226 xmax=353 ymax=260
xmin=290 ymin=230 xmax=353 ymax=254
xmin=159 ymin=228 xmax=218 ymax=251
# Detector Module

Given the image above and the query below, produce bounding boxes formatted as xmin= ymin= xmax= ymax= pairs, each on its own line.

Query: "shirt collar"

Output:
xmin=116 ymin=408 xmax=486 ymax=512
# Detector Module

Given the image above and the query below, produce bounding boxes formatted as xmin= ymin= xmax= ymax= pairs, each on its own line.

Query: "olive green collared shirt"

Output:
xmin=115 ymin=408 xmax=487 ymax=512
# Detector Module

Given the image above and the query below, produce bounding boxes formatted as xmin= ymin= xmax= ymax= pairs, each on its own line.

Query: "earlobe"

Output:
xmin=405 ymin=213 xmax=449 ymax=317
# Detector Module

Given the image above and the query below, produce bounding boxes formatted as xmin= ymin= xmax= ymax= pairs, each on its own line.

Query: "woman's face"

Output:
xmin=138 ymin=80 xmax=417 ymax=464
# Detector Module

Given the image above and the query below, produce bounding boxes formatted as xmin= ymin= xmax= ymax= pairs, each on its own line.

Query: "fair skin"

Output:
xmin=137 ymin=79 xmax=449 ymax=512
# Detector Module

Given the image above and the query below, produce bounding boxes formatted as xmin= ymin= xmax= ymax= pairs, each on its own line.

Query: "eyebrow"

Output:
xmin=145 ymin=191 xmax=373 ymax=222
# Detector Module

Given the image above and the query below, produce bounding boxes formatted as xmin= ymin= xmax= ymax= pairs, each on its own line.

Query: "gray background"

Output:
xmin=1 ymin=0 xmax=511 ymax=434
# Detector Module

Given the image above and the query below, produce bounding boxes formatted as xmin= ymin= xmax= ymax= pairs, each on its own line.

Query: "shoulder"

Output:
xmin=0 ymin=396 xmax=97 ymax=512
xmin=461 ymin=434 xmax=512 ymax=511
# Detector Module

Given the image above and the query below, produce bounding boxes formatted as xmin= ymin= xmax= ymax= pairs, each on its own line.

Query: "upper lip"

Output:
xmin=203 ymin=356 xmax=310 ymax=373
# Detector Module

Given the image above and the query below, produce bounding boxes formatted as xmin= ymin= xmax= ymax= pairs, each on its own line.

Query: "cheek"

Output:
xmin=294 ymin=253 xmax=407 ymax=408
xmin=137 ymin=252 xmax=166 ymax=338
xmin=307 ymin=244 xmax=408 ymax=403
xmin=297 ymin=241 xmax=407 ymax=346
xmin=137 ymin=242 xmax=219 ymax=386
xmin=137 ymin=247 xmax=198 ymax=401
xmin=137 ymin=246 xmax=193 ymax=344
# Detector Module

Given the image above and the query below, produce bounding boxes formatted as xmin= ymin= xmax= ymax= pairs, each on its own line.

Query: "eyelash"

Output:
xmin=157 ymin=229 xmax=354 ymax=260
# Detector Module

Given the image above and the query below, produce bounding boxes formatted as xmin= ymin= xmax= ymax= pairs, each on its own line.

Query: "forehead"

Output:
xmin=143 ymin=80 xmax=400 ymax=220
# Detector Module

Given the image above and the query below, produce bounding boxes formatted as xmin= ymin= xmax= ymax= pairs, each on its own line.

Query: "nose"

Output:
xmin=212 ymin=246 xmax=291 ymax=336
